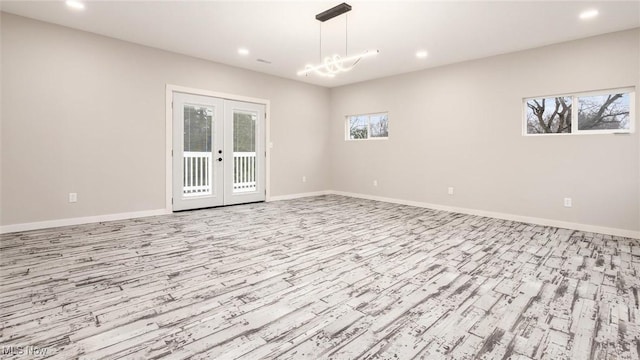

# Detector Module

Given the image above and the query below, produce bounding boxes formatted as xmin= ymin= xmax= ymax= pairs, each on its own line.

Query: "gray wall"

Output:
xmin=329 ymin=29 xmax=640 ymax=232
xmin=2 ymin=13 xmax=639 ymax=233
xmin=0 ymin=13 xmax=330 ymax=225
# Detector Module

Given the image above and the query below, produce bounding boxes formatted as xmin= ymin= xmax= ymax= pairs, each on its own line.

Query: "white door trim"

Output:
xmin=165 ymin=84 xmax=271 ymax=212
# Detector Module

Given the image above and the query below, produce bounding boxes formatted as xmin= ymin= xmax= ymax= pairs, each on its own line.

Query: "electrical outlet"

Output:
xmin=563 ymin=197 xmax=572 ymax=208
xmin=69 ymin=193 xmax=78 ymax=203
xmin=448 ymin=187 xmax=454 ymax=195
xmin=302 ymin=176 xmax=307 ymax=183
xmin=373 ymin=180 xmax=378 ymax=187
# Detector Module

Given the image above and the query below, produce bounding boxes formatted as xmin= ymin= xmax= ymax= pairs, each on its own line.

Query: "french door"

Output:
xmin=172 ymin=92 xmax=265 ymax=211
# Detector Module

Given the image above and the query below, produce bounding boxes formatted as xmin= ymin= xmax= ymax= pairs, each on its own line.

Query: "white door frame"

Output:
xmin=165 ymin=84 xmax=271 ymax=212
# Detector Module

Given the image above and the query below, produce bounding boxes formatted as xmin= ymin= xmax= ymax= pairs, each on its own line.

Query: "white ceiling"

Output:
xmin=1 ymin=1 xmax=639 ymax=87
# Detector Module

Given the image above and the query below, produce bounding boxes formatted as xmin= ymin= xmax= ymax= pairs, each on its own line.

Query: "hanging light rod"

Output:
xmin=298 ymin=2 xmax=378 ymax=78
xmin=316 ymin=3 xmax=352 ymax=22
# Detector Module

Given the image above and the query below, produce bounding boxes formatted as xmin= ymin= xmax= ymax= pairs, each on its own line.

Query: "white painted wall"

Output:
xmin=0 ymin=13 xmax=330 ymax=226
xmin=329 ymin=29 xmax=640 ymax=232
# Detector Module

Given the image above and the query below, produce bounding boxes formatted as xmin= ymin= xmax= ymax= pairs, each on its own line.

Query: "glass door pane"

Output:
xmin=223 ymin=100 xmax=265 ymax=205
xmin=172 ymin=92 xmax=223 ymax=211
xmin=183 ymin=104 xmax=213 ymax=197
xmin=232 ymin=110 xmax=257 ymax=193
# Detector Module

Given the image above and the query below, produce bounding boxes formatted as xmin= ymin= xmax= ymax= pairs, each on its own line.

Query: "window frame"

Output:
xmin=345 ymin=112 xmax=389 ymax=141
xmin=522 ymin=87 xmax=635 ymax=136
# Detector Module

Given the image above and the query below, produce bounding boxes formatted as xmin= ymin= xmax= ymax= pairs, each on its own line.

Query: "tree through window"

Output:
xmin=578 ymin=93 xmax=630 ymax=131
xmin=526 ymin=97 xmax=572 ymax=134
xmin=347 ymin=113 xmax=389 ymax=140
xmin=524 ymin=89 xmax=634 ymax=135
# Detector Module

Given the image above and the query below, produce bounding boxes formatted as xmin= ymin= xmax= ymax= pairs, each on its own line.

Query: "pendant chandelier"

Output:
xmin=297 ymin=3 xmax=379 ymax=78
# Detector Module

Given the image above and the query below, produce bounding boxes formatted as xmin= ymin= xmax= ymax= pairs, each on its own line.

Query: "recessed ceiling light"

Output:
xmin=65 ymin=0 xmax=85 ymax=10
xmin=416 ymin=50 xmax=428 ymax=59
xmin=579 ymin=9 xmax=599 ymax=20
xmin=238 ymin=48 xmax=250 ymax=56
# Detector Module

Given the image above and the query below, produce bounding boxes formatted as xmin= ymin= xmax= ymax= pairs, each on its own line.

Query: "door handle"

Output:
xmin=217 ymin=157 xmax=223 ymax=162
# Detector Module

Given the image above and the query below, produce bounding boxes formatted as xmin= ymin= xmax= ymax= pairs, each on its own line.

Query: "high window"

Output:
xmin=346 ymin=113 xmax=389 ymax=140
xmin=524 ymin=88 xmax=634 ymax=135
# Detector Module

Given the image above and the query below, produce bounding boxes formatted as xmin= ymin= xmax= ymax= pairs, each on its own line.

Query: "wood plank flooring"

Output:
xmin=1 ymin=195 xmax=639 ymax=359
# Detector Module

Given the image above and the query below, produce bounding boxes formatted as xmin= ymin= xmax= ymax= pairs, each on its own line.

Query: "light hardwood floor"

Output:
xmin=1 ymin=195 xmax=639 ymax=359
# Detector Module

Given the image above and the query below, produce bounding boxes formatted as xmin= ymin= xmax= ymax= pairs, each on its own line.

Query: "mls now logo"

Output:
xmin=2 ymin=346 xmax=49 ymax=356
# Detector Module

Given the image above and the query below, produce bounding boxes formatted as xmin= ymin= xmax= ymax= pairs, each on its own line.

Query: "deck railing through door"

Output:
xmin=233 ymin=152 xmax=257 ymax=193
xmin=183 ymin=152 xmax=212 ymax=196
xmin=183 ymin=152 xmax=257 ymax=196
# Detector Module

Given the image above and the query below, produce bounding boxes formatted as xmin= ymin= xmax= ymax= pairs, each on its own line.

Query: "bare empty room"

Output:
xmin=1 ymin=1 xmax=639 ymax=359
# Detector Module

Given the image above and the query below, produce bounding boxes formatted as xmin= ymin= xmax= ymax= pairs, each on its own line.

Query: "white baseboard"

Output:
xmin=268 ymin=190 xmax=332 ymax=202
xmin=2 ymin=191 xmax=637 ymax=239
xmin=0 ymin=209 xmax=170 ymax=234
xmin=329 ymin=190 xmax=640 ymax=239
xmin=1 ymin=191 xmax=332 ymax=234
